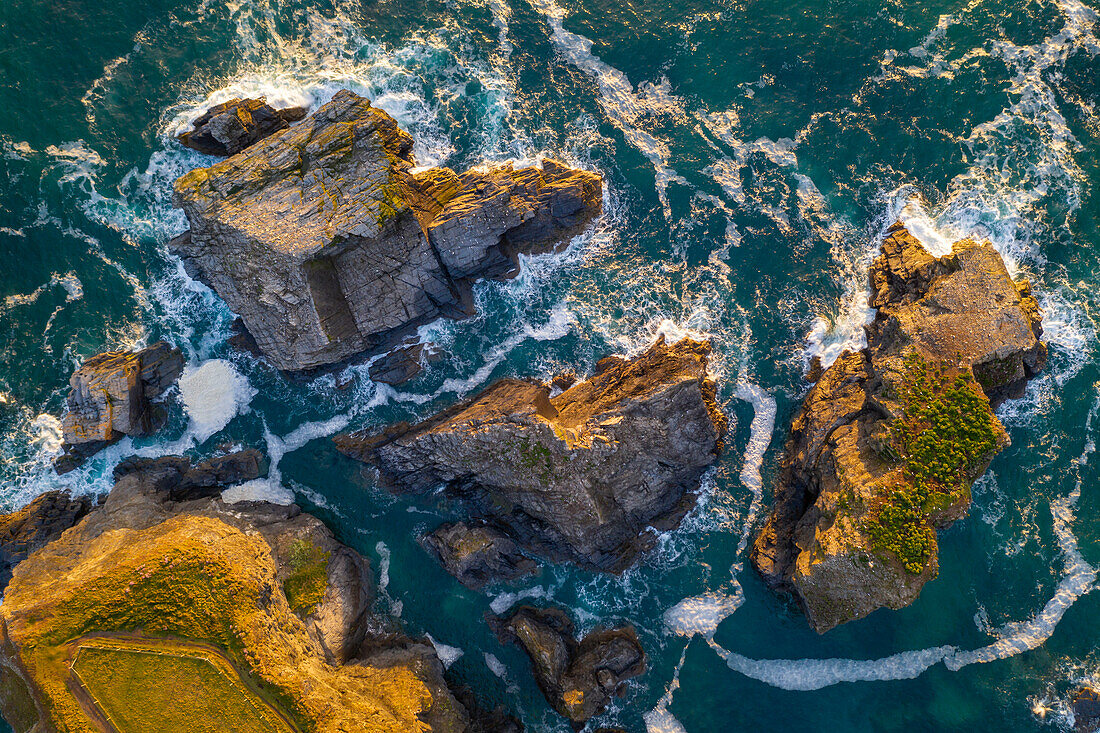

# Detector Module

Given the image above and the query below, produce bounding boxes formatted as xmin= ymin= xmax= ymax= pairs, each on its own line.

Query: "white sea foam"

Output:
xmin=178 ymin=359 xmax=256 ymax=443
xmin=376 ymin=541 xmax=391 ymax=593
xmin=484 ymin=652 xmax=508 ymax=678
xmin=426 ymin=634 xmax=464 ymax=668
xmin=490 ymin=586 xmax=551 ymax=615
xmin=529 ymin=0 xmax=686 ymax=215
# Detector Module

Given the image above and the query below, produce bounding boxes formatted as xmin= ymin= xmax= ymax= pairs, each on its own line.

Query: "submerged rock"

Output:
xmin=752 ymin=223 xmax=1046 ymax=632
xmin=335 ymin=336 xmax=727 ymax=574
xmin=0 ymin=451 xmax=504 ymax=732
xmin=55 ymin=341 xmax=184 ymax=473
xmin=1074 ymin=687 xmax=1100 ymax=733
xmin=423 ymin=521 xmax=539 ymax=589
xmin=177 ymin=97 xmax=308 ymax=157
xmin=172 ymin=89 xmax=602 ymax=375
xmin=492 ymin=606 xmax=645 ymax=727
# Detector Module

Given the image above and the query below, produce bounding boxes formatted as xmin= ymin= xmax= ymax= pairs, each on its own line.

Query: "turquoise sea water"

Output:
xmin=1 ymin=0 xmax=1099 ymax=730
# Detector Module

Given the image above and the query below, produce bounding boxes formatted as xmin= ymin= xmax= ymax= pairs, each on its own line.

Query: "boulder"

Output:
xmin=423 ymin=521 xmax=538 ymax=589
xmin=172 ymin=89 xmax=602 ymax=374
xmin=752 ymin=223 xmax=1046 ymax=632
xmin=177 ymin=97 xmax=308 ymax=157
xmin=0 ymin=491 xmax=92 ymax=590
xmin=56 ymin=341 xmax=184 ymax=472
xmin=0 ymin=452 xmax=505 ymax=732
xmin=335 ymin=336 xmax=727 ymax=572
xmin=493 ymin=606 xmax=644 ymax=727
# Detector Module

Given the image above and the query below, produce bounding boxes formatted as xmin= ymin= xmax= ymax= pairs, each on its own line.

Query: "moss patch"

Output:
xmin=864 ymin=352 xmax=1001 ymax=574
xmin=283 ymin=540 xmax=330 ymax=617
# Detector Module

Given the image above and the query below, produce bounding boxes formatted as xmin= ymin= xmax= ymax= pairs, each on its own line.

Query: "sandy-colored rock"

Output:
xmin=172 ymin=89 xmax=602 ymax=374
xmin=752 ymin=223 xmax=1046 ymax=632
xmin=335 ymin=337 xmax=727 ymax=574
xmin=0 ymin=453 xmax=493 ymax=733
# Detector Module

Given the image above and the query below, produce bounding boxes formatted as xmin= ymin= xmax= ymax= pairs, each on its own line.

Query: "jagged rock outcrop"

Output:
xmin=752 ymin=223 xmax=1046 ymax=632
xmin=177 ymin=97 xmax=308 ymax=157
xmin=0 ymin=491 xmax=92 ymax=590
xmin=55 ymin=341 xmax=184 ymax=473
xmin=423 ymin=521 xmax=539 ymax=589
xmin=492 ymin=606 xmax=644 ymax=727
xmin=0 ymin=452 xmax=508 ymax=733
xmin=172 ymin=89 xmax=602 ymax=375
xmin=335 ymin=337 xmax=727 ymax=574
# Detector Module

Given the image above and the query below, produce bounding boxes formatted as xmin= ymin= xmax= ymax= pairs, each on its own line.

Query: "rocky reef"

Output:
xmin=335 ymin=336 xmax=727 ymax=576
xmin=752 ymin=223 xmax=1046 ymax=632
xmin=1075 ymin=687 xmax=1100 ymax=733
xmin=492 ymin=606 xmax=645 ymax=728
xmin=172 ymin=89 xmax=602 ymax=376
xmin=177 ymin=97 xmax=308 ymax=157
xmin=0 ymin=452 xmax=513 ymax=733
xmin=55 ymin=341 xmax=184 ymax=473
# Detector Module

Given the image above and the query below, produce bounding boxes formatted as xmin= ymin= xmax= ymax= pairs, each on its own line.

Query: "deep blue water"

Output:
xmin=1 ymin=0 xmax=1099 ymax=730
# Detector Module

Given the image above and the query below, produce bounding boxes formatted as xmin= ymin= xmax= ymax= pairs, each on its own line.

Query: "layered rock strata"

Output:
xmin=492 ymin=606 xmax=644 ymax=727
xmin=752 ymin=223 xmax=1046 ymax=632
xmin=55 ymin=341 xmax=184 ymax=473
xmin=335 ymin=337 xmax=727 ymax=575
xmin=172 ymin=89 xmax=602 ymax=375
xmin=0 ymin=452 xmax=511 ymax=733
xmin=177 ymin=97 xmax=308 ymax=157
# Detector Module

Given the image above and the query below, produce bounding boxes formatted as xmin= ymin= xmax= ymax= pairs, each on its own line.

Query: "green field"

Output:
xmin=71 ymin=640 xmax=297 ymax=733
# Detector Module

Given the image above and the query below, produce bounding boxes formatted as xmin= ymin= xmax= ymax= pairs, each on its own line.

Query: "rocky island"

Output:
xmin=0 ymin=453 xmax=515 ymax=732
xmin=335 ymin=336 xmax=728 ymax=576
xmin=752 ymin=223 xmax=1046 ymax=632
xmin=171 ymin=90 xmax=603 ymax=378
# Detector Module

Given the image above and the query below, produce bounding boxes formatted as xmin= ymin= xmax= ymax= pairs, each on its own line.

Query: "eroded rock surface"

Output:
xmin=177 ymin=97 xmax=308 ymax=157
xmin=0 ymin=452 xmax=505 ymax=732
xmin=335 ymin=337 xmax=727 ymax=574
xmin=172 ymin=89 xmax=602 ymax=374
xmin=492 ymin=606 xmax=644 ymax=727
xmin=0 ymin=491 xmax=92 ymax=589
xmin=752 ymin=223 xmax=1046 ymax=632
xmin=1075 ymin=687 xmax=1100 ymax=733
xmin=55 ymin=341 xmax=184 ymax=473
xmin=423 ymin=521 xmax=539 ymax=589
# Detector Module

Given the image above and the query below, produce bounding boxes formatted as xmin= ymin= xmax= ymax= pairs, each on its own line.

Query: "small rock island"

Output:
xmin=753 ymin=223 xmax=1046 ymax=632
xmin=172 ymin=90 xmax=603 ymax=376
xmin=336 ymin=336 xmax=728 ymax=576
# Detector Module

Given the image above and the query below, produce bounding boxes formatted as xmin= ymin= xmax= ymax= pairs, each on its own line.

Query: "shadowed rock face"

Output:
xmin=55 ymin=341 xmax=184 ymax=473
xmin=172 ymin=89 xmax=602 ymax=374
xmin=177 ymin=97 xmax=309 ymax=157
xmin=0 ymin=492 xmax=92 ymax=589
xmin=493 ymin=606 xmax=644 ymax=728
xmin=1074 ymin=687 xmax=1100 ymax=733
xmin=335 ymin=337 xmax=727 ymax=575
xmin=422 ymin=521 xmax=539 ymax=590
xmin=0 ymin=452 xmax=507 ymax=733
xmin=752 ymin=223 xmax=1046 ymax=633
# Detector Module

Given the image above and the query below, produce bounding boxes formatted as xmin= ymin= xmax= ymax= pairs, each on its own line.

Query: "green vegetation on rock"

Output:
xmin=72 ymin=640 xmax=296 ymax=733
xmin=283 ymin=539 xmax=330 ymax=616
xmin=865 ymin=352 xmax=1001 ymax=574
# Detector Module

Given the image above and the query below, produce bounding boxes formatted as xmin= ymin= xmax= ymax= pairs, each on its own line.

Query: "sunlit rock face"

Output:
xmin=336 ymin=337 xmax=728 ymax=575
xmin=172 ymin=89 xmax=602 ymax=374
xmin=0 ymin=453 xmax=497 ymax=733
xmin=753 ymin=223 xmax=1046 ymax=633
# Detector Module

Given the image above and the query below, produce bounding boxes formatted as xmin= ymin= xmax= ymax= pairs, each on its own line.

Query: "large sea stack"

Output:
xmin=172 ymin=89 xmax=603 ymax=374
xmin=752 ymin=223 xmax=1046 ymax=632
xmin=335 ymin=337 xmax=727 ymax=575
xmin=0 ymin=453 xmax=514 ymax=732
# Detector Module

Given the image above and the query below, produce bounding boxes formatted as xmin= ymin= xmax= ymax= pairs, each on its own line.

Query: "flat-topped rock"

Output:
xmin=172 ymin=89 xmax=602 ymax=374
xmin=752 ymin=223 xmax=1046 ymax=632
xmin=335 ymin=336 xmax=727 ymax=573
xmin=0 ymin=453 xmax=504 ymax=732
